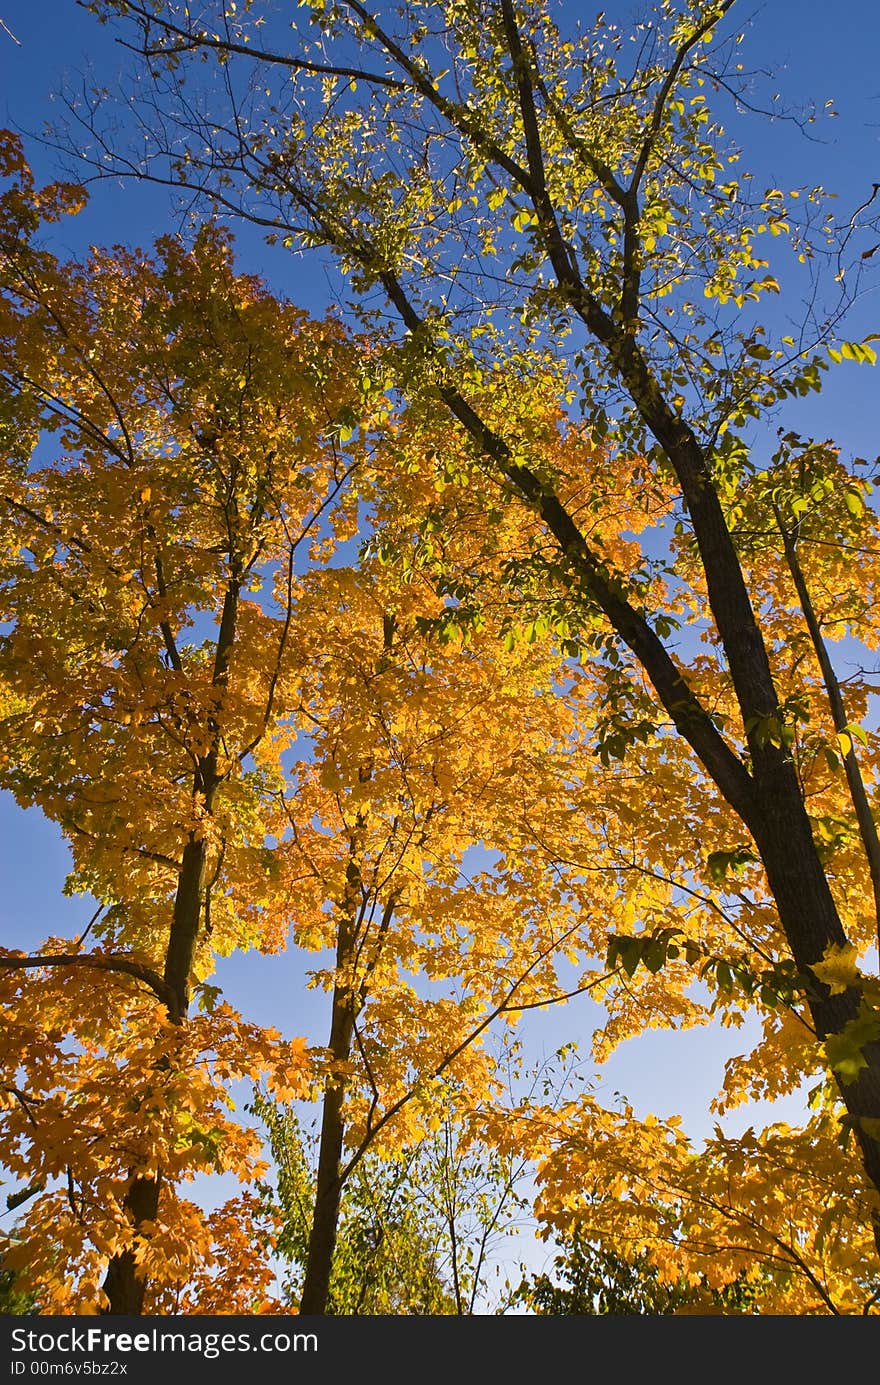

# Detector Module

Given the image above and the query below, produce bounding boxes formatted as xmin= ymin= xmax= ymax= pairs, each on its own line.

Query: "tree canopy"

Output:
xmin=1 ymin=0 xmax=880 ymax=1315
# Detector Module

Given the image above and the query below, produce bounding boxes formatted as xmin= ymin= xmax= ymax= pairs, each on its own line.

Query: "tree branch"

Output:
xmin=629 ymin=1 xmax=737 ymax=197
xmin=774 ymin=503 xmax=880 ymax=951
xmin=102 ymin=0 xmax=410 ymax=89
xmin=0 ymin=951 xmax=175 ymax=1011
xmin=378 ymin=267 xmax=755 ymax=819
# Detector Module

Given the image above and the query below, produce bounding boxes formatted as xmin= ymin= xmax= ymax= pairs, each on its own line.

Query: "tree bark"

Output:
xmin=298 ymin=897 xmax=361 ymax=1314
xmin=98 ymin=832 xmax=210 ymax=1313
xmin=99 ymin=1175 xmax=162 ymax=1316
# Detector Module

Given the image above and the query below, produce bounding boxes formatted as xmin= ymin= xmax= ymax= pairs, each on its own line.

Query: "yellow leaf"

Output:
xmin=812 ymin=942 xmax=860 ymax=995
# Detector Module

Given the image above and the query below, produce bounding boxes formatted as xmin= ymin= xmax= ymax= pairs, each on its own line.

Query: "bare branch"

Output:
xmin=104 ymin=0 xmax=409 ymax=88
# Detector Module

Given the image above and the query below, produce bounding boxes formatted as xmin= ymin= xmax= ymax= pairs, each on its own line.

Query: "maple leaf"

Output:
xmin=812 ymin=943 xmax=861 ymax=996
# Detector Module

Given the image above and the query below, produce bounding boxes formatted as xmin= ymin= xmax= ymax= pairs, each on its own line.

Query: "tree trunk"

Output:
xmin=747 ymin=766 xmax=880 ymax=1214
xmin=298 ymin=826 xmax=372 ymax=1317
xmin=298 ymin=1069 xmax=349 ymax=1315
xmin=98 ymin=822 xmax=212 ymax=1311
xmin=298 ymin=955 xmax=359 ymax=1314
xmin=99 ymin=1174 xmax=161 ymax=1316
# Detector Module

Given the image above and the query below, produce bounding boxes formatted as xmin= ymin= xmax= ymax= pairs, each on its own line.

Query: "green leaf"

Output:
xmin=642 ymin=940 xmax=667 ymax=973
xmin=194 ymin=982 xmax=223 ymax=1014
xmin=617 ymin=938 xmax=643 ymax=977
xmin=714 ymin=960 xmax=734 ymax=994
xmin=706 ymin=846 xmax=758 ymax=882
xmin=825 ymin=1003 xmax=880 ymax=1084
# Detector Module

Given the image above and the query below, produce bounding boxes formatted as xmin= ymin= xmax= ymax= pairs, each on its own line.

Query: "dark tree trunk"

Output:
xmin=98 ymin=833 xmax=210 ymax=1313
xmin=298 ymin=943 xmax=359 ymax=1315
xmin=99 ymin=1174 xmax=162 ymax=1315
xmin=298 ymin=1071 xmax=349 ymax=1315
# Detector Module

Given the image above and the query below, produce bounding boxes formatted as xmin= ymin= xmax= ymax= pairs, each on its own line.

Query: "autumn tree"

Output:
xmin=71 ymin=0 xmax=880 ymax=1268
xmin=522 ymin=1092 xmax=880 ymax=1314
xmin=0 ymin=137 xmax=617 ymax=1314
xmin=0 ymin=140 xmax=363 ymax=1311
xmin=232 ymin=496 xmax=620 ymax=1313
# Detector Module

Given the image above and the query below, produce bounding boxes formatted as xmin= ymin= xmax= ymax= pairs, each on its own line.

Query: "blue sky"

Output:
xmin=1 ymin=0 xmax=879 ymax=1291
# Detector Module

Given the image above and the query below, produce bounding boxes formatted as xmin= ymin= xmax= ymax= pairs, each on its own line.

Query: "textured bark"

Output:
xmin=98 ymin=1174 xmax=162 ymax=1316
xmin=298 ymin=883 xmax=362 ymax=1315
xmin=297 ymin=1059 xmax=350 ymax=1315
xmin=98 ymin=833 xmax=209 ymax=1313
xmin=746 ymin=764 xmax=880 ymax=1219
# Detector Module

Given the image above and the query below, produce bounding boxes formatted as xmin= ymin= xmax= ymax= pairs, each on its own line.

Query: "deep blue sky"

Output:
xmin=0 ymin=0 xmax=878 ymax=1182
